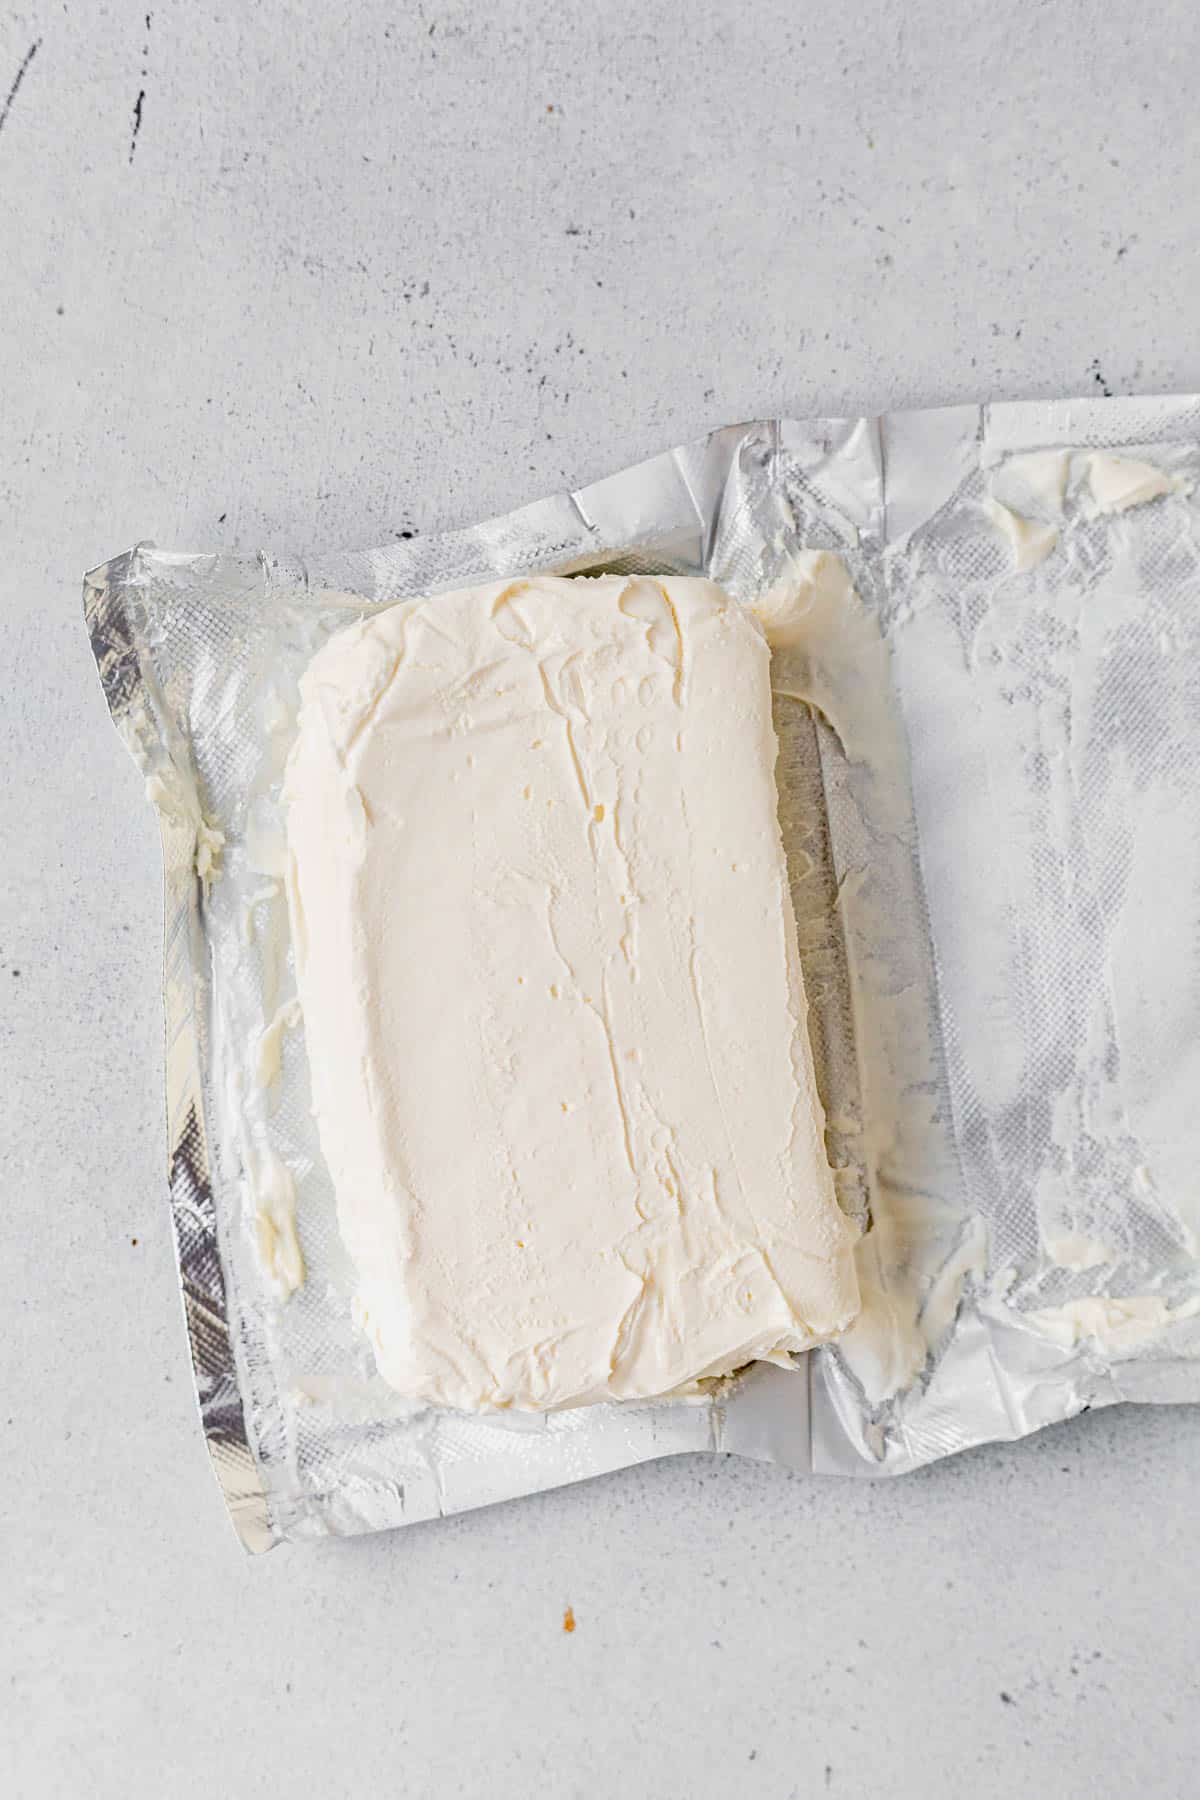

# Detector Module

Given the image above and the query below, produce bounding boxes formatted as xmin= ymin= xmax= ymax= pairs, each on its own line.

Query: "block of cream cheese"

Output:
xmin=284 ymin=573 xmax=859 ymax=1411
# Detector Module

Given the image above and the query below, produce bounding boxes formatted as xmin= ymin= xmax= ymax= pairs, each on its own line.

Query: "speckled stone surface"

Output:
xmin=4 ymin=3 xmax=1200 ymax=1795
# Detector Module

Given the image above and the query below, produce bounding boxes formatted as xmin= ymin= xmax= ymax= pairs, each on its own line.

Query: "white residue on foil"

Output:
xmin=210 ymin=913 xmax=307 ymax=1299
xmin=261 ymin=683 xmax=294 ymax=742
xmin=1021 ymin=1293 xmax=1200 ymax=1351
xmin=1003 ymin=450 xmax=1070 ymax=514
xmin=756 ymin=551 xmax=897 ymax=771
xmin=1042 ymin=1231 xmax=1114 ymax=1272
xmin=241 ymin=810 xmax=290 ymax=1020
xmin=901 ymin=430 xmax=1200 ymax=1330
xmin=834 ymin=1242 xmax=927 ymax=1406
xmin=256 ymin=996 xmax=301 ymax=1089
xmin=982 ymin=497 xmax=1057 ymax=571
xmin=982 ymin=450 xmax=1069 ymax=572
xmin=920 ymin=1214 xmax=989 ymax=1348
xmin=244 ymin=800 xmax=289 ymax=877
xmin=252 ymin=1143 xmax=305 ymax=1297
xmin=194 ymin=820 xmax=225 ymax=886
xmin=241 ymin=879 xmax=281 ymax=946
xmin=145 ymin=767 xmax=225 ymax=891
xmin=759 ymin=548 xmax=976 ymax=1407
xmin=1087 ymin=452 xmax=1189 ymax=514
xmin=1048 ymin=510 xmax=1200 ymax=1262
xmin=205 ymin=924 xmax=307 ymax=1302
xmin=194 ymin=666 xmax=311 ymax=1310
xmin=289 ymin=1373 xmax=427 ymax=1423
xmin=987 ymin=445 xmax=1190 ymax=525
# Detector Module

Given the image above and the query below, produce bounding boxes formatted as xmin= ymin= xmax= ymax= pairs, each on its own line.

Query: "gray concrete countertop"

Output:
xmin=4 ymin=3 xmax=1199 ymax=1794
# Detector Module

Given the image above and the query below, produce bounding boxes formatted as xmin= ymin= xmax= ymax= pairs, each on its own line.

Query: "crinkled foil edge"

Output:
xmin=85 ymin=552 xmax=274 ymax=1552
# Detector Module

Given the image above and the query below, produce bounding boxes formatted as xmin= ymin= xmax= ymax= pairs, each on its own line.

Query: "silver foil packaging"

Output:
xmin=85 ymin=395 xmax=1200 ymax=1548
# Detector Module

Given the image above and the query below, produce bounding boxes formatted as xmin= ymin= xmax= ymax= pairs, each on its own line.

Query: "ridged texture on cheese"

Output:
xmin=284 ymin=574 xmax=858 ymax=1411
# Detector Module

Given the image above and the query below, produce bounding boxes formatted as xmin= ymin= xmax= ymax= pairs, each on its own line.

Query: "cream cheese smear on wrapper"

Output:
xmin=283 ymin=573 xmax=860 ymax=1411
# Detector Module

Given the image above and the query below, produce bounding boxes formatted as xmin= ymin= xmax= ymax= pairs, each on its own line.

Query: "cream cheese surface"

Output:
xmin=285 ymin=573 xmax=858 ymax=1411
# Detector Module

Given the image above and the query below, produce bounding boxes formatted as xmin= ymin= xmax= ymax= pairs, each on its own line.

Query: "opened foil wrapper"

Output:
xmin=85 ymin=395 xmax=1200 ymax=1549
